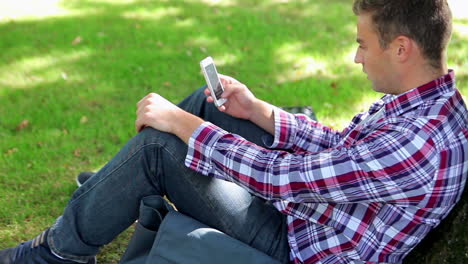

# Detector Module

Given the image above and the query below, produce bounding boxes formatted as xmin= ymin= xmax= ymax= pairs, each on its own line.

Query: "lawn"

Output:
xmin=0 ymin=0 xmax=467 ymax=263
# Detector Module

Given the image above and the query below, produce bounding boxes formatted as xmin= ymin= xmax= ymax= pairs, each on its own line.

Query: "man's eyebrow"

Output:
xmin=356 ymin=38 xmax=364 ymax=44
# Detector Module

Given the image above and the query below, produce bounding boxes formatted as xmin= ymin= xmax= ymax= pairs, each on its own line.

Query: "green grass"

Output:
xmin=0 ymin=0 xmax=467 ymax=263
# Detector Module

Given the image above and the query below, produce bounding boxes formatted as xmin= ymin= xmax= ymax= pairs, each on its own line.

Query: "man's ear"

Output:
xmin=392 ymin=36 xmax=413 ymax=63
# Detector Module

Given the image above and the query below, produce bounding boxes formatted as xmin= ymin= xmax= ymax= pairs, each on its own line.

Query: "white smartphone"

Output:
xmin=200 ymin=56 xmax=227 ymax=107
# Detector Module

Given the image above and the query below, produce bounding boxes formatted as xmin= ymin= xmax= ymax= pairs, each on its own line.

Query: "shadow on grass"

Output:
xmin=0 ymin=0 xmax=366 ymax=107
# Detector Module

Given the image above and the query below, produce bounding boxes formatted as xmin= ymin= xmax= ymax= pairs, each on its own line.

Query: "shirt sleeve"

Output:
xmin=185 ymin=121 xmax=438 ymax=205
xmin=269 ymin=107 xmax=342 ymax=152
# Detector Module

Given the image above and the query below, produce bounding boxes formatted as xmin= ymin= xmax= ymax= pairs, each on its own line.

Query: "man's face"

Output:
xmin=354 ymin=14 xmax=397 ymax=94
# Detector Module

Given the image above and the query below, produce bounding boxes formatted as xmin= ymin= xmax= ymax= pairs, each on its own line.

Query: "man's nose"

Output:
xmin=354 ymin=50 xmax=362 ymax=64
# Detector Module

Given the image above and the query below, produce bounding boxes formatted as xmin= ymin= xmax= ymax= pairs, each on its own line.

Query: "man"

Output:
xmin=1 ymin=0 xmax=466 ymax=263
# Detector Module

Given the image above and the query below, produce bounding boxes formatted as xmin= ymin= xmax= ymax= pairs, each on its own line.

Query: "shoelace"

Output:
xmin=11 ymin=230 xmax=49 ymax=261
xmin=31 ymin=230 xmax=48 ymax=248
xmin=7 ymin=229 xmax=95 ymax=264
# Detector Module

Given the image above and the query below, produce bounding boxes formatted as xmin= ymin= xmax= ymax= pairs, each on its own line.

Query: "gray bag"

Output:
xmin=119 ymin=195 xmax=281 ymax=264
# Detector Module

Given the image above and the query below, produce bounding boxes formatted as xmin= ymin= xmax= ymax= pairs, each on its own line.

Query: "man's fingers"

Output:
xmin=136 ymin=92 xmax=162 ymax=116
xmin=137 ymin=92 xmax=159 ymax=108
xmin=135 ymin=118 xmax=145 ymax=132
xmin=136 ymin=101 xmax=150 ymax=116
xmin=137 ymin=93 xmax=151 ymax=108
xmin=219 ymin=77 xmax=230 ymax=87
xmin=206 ymin=96 xmax=214 ymax=103
xmin=218 ymin=74 xmax=239 ymax=84
xmin=136 ymin=93 xmax=157 ymax=131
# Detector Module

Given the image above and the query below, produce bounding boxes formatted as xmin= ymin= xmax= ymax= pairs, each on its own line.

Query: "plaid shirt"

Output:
xmin=185 ymin=71 xmax=468 ymax=263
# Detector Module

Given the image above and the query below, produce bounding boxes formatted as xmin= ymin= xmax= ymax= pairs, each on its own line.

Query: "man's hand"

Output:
xmin=205 ymin=74 xmax=258 ymax=120
xmin=135 ymin=93 xmax=204 ymax=144
xmin=206 ymin=74 xmax=275 ymax=134
xmin=136 ymin=93 xmax=181 ymax=133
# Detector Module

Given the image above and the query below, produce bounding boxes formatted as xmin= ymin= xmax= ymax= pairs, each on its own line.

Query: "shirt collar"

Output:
xmin=380 ymin=70 xmax=456 ymax=117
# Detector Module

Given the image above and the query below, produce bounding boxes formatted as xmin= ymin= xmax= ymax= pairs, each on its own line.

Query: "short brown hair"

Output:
xmin=353 ymin=0 xmax=452 ymax=69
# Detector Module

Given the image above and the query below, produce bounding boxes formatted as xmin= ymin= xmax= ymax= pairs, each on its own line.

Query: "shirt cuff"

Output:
xmin=267 ymin=107 xmax=298 ymax=150
xmin=185 ymin=122 xmax=226 ymax=176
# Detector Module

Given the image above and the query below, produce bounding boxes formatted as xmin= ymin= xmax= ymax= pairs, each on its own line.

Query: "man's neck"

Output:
xmin=397 ymin=62 xmax=448 ymax=95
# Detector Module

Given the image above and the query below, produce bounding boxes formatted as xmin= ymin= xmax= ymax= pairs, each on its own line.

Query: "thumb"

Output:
xmin=221 ymin=89 xmax=231 ymax=98
xmin=222 ymin=83 xmax=244 ymax=98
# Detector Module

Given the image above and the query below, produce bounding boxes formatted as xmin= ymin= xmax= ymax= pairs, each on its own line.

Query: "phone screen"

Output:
xmin=204 ymin=63 xmax=223 ymax=99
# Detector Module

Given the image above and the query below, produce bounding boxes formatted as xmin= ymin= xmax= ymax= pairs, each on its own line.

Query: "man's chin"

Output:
xmin=366 ymin=76 xmax=383 ymax=93
xmin=370 ymin=82 xmax=385 ymax=94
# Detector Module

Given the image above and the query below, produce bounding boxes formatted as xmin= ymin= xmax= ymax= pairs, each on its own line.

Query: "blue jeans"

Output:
xmin=48 ymin=87 xmax=290 ymax=263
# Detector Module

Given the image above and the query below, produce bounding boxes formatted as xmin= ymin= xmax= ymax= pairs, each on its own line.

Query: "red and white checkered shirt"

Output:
xmin=185 ymin=70 xmax=468 ymax=263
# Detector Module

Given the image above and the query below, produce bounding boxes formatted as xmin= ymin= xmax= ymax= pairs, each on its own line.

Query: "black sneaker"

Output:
xmin=76 ymin=172 xmax=96 ymax=187
xmin=0 ymin=229 xmax=97 ymax=264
